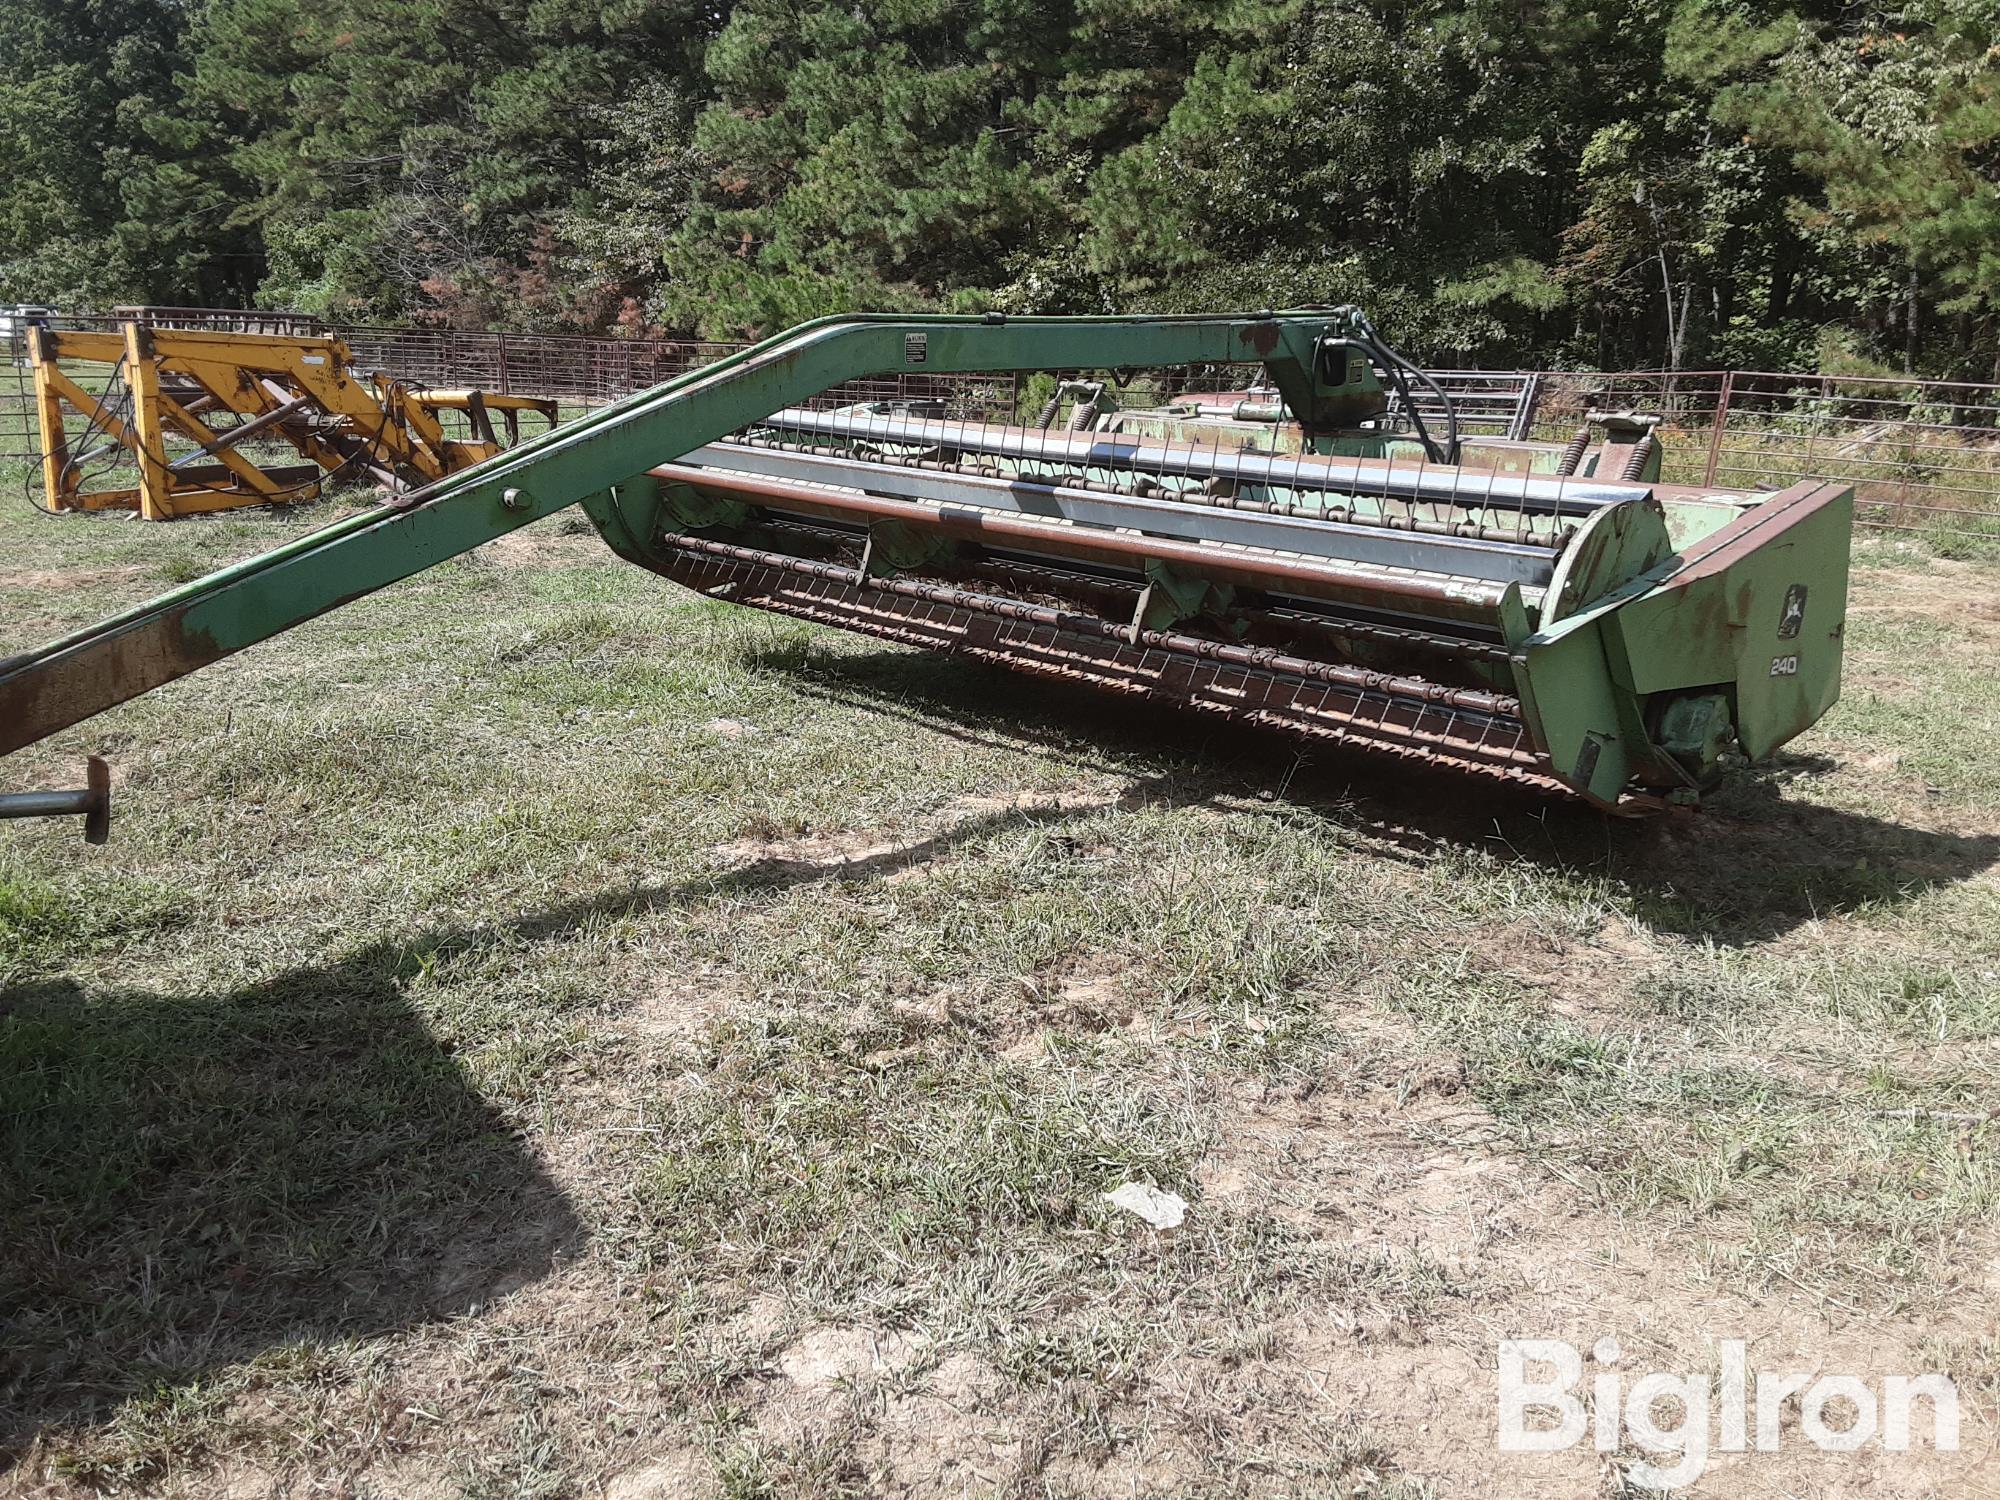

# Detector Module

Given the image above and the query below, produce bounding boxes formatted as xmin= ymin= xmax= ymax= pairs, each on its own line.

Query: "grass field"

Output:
xmin=2 ymin=469 xmax=1996 ymax=1498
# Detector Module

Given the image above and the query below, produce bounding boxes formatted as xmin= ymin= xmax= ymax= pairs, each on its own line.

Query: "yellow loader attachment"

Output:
xmin=26 ymin=322 xmax=555 ymax=520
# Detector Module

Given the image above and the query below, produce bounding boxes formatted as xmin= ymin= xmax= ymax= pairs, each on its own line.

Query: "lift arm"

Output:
xmin=1 ymin=311 xmax=1355 ymax=759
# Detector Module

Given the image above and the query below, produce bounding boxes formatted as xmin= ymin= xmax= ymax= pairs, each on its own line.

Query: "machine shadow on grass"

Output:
xmin=0 ymin=945 xmax=582 ymax=1469
xmin=0 ymin=757 xmax=1171 ymax=1471
xmin=740 ymin=640 xmax=2000 ymax=949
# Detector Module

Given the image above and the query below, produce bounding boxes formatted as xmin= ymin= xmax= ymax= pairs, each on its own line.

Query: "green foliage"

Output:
xmin=174 ymin=0 xmax=725 ymax=323
xmin=0 ymin=0 xmax=1994 ymax=375
xmin=0 ymin=0 xmax=260 ymax=305
xmin=1715 ymin=0 xmax=2000 ymax=319
xmin=646 ymin=0 xmax=1221 ymax=336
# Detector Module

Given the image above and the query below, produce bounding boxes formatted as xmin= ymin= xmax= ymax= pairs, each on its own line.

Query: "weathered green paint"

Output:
xmin=1139 ymin=561 xmax=1235 ymax=631
xmin=1509 ymin=479 xmax=1853 ymax=805
xmin=1509 ymin=608 xmax=1641 ymax=806
xmin=660 ymin=480 xmax=753 ymax=533
xmin=1654 ymin=692 xmax=1735 ymax=785
xmin=1602 ymin=482 xmax=1853 ymax=762
xmin=1540 ymin=500 xmax=1672 ymax=624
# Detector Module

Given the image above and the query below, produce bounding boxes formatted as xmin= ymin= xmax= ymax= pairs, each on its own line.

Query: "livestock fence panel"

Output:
xmin=1518 ymin=368 xmax=2000 ymax=539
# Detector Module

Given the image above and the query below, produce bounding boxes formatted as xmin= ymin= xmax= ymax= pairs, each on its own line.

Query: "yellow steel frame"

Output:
xmin=26 ymin=323 xmax=555 ymax=520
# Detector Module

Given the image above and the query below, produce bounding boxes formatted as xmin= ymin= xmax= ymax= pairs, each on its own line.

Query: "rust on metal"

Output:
xmin=721 ymin=435 xmax=1574 ymax=549
xmin=0 ymin=610 xmax=227 ymax=757
xmin=648 ymin=532 xmax=1546 ymax=782
xmin=649 ymin=462 xmax=1513 ymax=620
xmin=1660 ymin=481 xmax=1852 ymax=584
xmin=1238 ymin=322 xmax=1282 ymax=357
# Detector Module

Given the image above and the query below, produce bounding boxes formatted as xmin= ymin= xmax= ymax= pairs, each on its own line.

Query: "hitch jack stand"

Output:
xmin=0 ymin=755 xmax=111 ymax=843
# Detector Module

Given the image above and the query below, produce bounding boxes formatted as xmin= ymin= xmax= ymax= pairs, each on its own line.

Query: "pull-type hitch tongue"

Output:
xmin=0 ymin=755 xmax=111 ymax=844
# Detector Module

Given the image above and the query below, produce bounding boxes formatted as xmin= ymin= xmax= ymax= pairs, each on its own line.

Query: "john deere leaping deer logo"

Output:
xmin=1778 ymin=584 xmax=1808 ymax=641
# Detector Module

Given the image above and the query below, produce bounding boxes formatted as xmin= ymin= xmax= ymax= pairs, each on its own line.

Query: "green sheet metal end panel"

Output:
xmin=1509 ymin=614 xmax=1640 ymax=809
xmin=1601 ymin=482 xmax=1854 ymax=762
xmin=1512 ymin=480 xmax=1854 ymax=808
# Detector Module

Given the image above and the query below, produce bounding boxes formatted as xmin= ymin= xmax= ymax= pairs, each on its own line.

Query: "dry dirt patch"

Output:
xmin=1851 ymin=559 xmax=2000 ymax=636
xmin=1182 ymin=1077 xmax=1994 ymax=1497
xmin=0 ymin=564 xmax=152 ymax=591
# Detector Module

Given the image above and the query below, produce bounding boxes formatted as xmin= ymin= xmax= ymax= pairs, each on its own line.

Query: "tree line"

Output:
xmin=1 ymin=0 xmax=1994 ymax=377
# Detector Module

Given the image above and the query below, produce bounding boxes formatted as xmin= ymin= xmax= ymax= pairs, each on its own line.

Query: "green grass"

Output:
xmin=1 ymin=471 xmax=1996 ymax=1496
